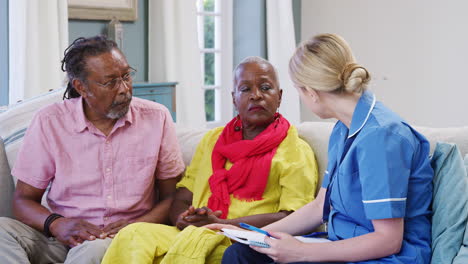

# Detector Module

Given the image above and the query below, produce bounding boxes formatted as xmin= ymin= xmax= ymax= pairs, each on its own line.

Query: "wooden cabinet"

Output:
xmin=133 ymin=82 xmax=177 ymax=121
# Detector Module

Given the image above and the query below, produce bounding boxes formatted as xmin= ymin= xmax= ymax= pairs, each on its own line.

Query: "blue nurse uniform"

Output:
xmin=322 ymin=90 xmax=433 ymax=263
xmin=221 ymin=90 xmax=433 ymax=264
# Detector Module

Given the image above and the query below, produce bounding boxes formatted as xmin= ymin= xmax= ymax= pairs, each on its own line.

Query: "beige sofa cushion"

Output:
xmin=175 ymin=125 xmax=210 ymax=166
xmin=415 ymin=126 xmax=468 ymax=156
xmin=296 ymin=122 xmax=334 ymax=192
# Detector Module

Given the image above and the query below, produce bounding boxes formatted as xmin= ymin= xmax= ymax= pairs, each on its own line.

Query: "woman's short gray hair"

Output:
xmin=233 ymin=56 xmax=279 ymax=90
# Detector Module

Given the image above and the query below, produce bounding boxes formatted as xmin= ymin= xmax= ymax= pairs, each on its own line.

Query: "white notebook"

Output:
xmin=221 ymin=228 xmax=271 ymax=248
xmin=220 ymin=228 xmax=331 ymax=248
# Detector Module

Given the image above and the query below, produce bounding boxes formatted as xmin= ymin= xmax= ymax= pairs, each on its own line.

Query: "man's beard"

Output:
xmin=106 ymin=93 xmax=132 ymax=119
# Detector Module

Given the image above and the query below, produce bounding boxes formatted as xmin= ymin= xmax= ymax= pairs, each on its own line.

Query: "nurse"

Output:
xmin=206 ymin=33 xmax=433 ymax=263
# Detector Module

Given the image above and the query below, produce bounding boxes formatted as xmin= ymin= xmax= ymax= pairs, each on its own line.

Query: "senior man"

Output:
xmin=0 ymin=36 xmax=184 ymax=264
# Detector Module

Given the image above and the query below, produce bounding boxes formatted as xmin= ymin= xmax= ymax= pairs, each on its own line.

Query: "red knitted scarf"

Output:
xmin=207 ymin=113 xmax=290 ymax=219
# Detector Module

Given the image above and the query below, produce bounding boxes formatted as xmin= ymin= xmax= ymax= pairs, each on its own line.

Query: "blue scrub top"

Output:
xmin=322 ymin=91 xmax=433 ymax=264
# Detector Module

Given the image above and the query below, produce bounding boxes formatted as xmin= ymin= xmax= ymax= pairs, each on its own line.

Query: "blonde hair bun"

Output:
xmin=289 ymin=33 xmax=371 ymax=94
xmin=340 ymin=63 xmax=370 ymax=93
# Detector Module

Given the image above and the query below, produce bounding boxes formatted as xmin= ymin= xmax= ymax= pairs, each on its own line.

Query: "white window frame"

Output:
xmin=197 ymin=0 xmax=233 ymax=127
xmin=0 ymin=0 xmax=9 ymax=107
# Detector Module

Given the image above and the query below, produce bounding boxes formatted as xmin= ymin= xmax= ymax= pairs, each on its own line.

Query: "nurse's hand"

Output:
xmin=251 ymin=231 xmax=308 ymax=263
xmin=203 ymin=223 xmax=243 ymax=231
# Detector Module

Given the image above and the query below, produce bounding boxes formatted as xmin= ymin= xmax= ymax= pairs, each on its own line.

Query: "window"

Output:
xmin=196 ymin=0 xmax=233 ymax=126
xmin=0 ymin=0 xmax=9 ymax=107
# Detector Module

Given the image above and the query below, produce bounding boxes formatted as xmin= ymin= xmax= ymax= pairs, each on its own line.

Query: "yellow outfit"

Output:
xmin=102 ymin=126 xmax=318 ymax=264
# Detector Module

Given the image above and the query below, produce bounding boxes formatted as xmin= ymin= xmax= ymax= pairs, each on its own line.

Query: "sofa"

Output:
xmin=1 ymin=88 xmax=468 ymax=263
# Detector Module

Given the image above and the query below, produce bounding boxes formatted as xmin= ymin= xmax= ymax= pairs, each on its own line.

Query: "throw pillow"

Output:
xmin=0 ymin=88 xmax=63 ymax=184
xmin=452 ymin=154 xmax=468 ymax=264
xmin=431 ymin=143 xmax=468 ymax=264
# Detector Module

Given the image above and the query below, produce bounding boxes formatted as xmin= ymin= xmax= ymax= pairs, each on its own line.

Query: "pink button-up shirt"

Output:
xmin=12 ymin=97 xmax=184 ymax=226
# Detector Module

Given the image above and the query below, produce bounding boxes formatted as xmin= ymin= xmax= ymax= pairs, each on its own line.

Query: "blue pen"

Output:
xmin=239 ymin=222 xmax=272 ymax=237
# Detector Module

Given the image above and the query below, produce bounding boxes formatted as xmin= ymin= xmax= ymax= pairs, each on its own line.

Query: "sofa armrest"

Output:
xmin=0 ymin=137 xmax=14 ymax=217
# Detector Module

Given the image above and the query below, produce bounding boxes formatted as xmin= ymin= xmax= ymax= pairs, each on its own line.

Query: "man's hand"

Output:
xmin=102 ymin=219 xmax=133 ymax=238
xmin=175 ymin=206 xmax=223 ymax=230
xmin=49 ymin=218 xmax=104 ymax=247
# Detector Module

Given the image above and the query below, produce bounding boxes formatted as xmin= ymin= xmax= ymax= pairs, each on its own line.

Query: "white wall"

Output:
xmin=300 ymin=0 xmax=468 ymax=127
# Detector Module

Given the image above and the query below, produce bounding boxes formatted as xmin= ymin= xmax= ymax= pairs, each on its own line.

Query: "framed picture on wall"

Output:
xmin=68 ymin=0 xmax=138 ymax=21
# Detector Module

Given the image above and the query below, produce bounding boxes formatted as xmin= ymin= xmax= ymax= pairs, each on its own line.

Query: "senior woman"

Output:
xmin=209 ymin=34 xmax=433 ymax=264
xmin=101 ymin=56 xmax=318 ymax=264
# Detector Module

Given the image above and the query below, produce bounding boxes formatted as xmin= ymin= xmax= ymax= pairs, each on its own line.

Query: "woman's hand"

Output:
xmin=183 ymin=206 xmax=223 ymax=226
xmin=175 ymin=208 xmax=193 ymax=230
xmin=207 ymin=224 xmax=314 ymax=263
xmin=175 ymin=206 xmax=223 ymax=230
xmin=203 ymin=223 xmax=243 ymax=231
xmin=252 ymin=231 xmax=309 ymax=263
xmin=184 ymin=206 xmax=222 ymax=221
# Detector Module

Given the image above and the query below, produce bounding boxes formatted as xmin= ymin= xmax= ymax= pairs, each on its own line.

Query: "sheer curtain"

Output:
xmin=9 ymin=0 xmax=68 ymax=104
xmin=266 ymin=0 xmax=300 ymax=124
xmin=148 ymin=0 xmax=206 ymax=127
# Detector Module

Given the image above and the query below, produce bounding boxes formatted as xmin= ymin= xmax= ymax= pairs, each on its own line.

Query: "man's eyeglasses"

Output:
xmin=89 ymin=68 xmax=137 ymax=90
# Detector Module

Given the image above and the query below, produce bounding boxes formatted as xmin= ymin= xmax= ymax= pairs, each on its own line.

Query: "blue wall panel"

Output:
xmin=68 ymin=0 xmax=148 ymax=82
xmin=233 ymin=0 xmax=267 ymax=67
